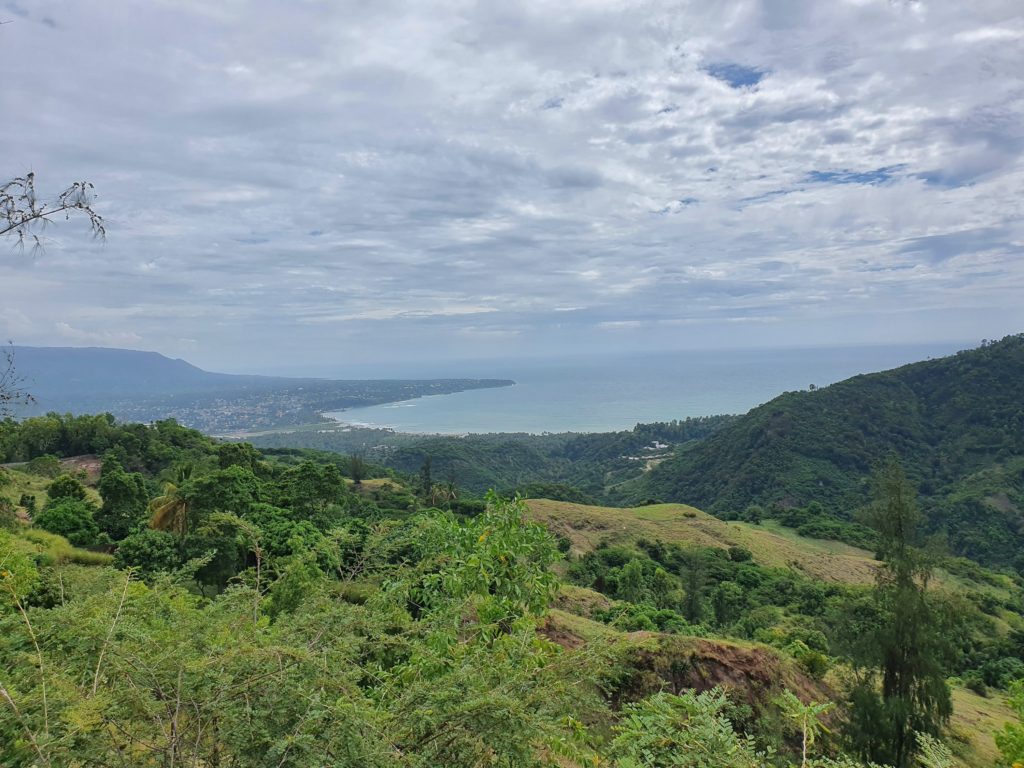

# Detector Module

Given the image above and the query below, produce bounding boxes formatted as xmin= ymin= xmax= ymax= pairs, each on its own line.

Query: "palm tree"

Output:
xmin=149 ymin=463 xmax=193 ymax=536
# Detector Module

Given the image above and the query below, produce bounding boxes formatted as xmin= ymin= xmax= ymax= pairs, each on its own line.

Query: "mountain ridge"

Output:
xmin=627 ymin=334 xmax=1024 ymax=567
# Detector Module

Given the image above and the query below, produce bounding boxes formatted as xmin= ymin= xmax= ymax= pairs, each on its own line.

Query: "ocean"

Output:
xmin=324 ymin=342 xmax=967 ymax=435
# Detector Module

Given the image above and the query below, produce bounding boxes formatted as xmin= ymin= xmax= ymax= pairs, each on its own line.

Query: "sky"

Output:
xmin=1 ymin=0 xmax=1022 ymax=376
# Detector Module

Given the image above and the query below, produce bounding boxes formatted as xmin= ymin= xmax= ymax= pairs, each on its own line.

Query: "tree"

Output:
xmin=712 ymin=581 xmax=744 ymax=627
xmin=1 ymin=172 xmax=104 ymax=250
xmin=1 ymin=173 xmax=104 ymax=414
xmin=349 ymin=452 xmax=367 ymax=485
xmin=34 ymin=498 xmax=100 ymax=546
xmin=682 ymin=554 xmax=705 ymax=624
xmin=275 ymin=461 xmax=347 ymax=527
xmin=775 ymin=691 xmax=832 ymax=768
xmin=618 ymin=559 xmax=649 ymax=605
xmin=96 ymin=454 xmax=148 ymax=540
xmin=843 ymin=458 xmax=956 ymax=768
xmin=0 ymin=343 xmax=33 ymax=418
xmin=217 ymin=442 xmax=262 ymax=473
xmin=997 ymin=679 xmax=1024 ymax=764
xmin=419 ymin=456 xmax=433 ymax=499
xmin=148 ymin=464 xmax=193 ymax=536
xmin=47 ymin=473 xmax=88 ymax=503
xmin=113 ymin=529 xmax=182 ymax=579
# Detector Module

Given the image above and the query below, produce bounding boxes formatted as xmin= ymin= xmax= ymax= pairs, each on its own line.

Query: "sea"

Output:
xmin=324 ymin=342 xmax=967 ymax=435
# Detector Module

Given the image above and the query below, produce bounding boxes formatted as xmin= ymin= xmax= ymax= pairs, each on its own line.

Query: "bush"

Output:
xmin=727 ymin=546 xmax=753 ymax=562
xmin=34 ymin=498 xmax=100 ymax=547
xmin=964 ymin=669 xmax=988 ymax=696
xmin=114 ymin=529 xmax=183 ymax=579
xmin=0 ymin=498 xmax=17 ymax=530
xmin=48 ymin=473 xmax=89 ymax=502
xmin=26 ymin=455 xmax=62 ymax=478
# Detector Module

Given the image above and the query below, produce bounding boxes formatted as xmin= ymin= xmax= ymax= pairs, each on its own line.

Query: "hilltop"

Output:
xmin=624 ymin=335 xmax=1024 ymax=568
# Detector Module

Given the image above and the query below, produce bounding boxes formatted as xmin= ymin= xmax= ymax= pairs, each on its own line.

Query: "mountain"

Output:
xmin=629 ymin=334 xmax=1024 ymax=568
xmin=11 ymin=345 xmax=271 ymax=399
xmin=8 ymin=346 xmax=514 ymax=433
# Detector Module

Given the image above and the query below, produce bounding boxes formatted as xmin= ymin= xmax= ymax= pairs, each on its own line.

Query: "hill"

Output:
xmin=525 ymin=499 xmax=879 ymax=585
xmin=3 ymin=412 xmax=1022 ymax=766
xmin=8 ymin=345 xmax=514 ymax=432
xmin=628 ymin=335 xmax=1024 ymax=568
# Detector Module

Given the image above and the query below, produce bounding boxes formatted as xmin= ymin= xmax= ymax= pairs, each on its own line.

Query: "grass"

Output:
xmin=948 ymin=686 xmax=1015 ymax=767
xmin=526 ymin=499 xmax=879 ymax=585
xmin=18 ymin=528 xmax=113 ymax=566
xmin=1 ymin=464 xmax=103 ymax=514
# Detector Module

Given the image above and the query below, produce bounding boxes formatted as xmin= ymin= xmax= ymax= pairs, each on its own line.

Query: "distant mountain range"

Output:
xmin=8 ymin=346 xmax=514 ymax=433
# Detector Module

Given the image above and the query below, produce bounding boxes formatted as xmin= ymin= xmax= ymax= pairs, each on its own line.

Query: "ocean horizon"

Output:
xmin=324 ymin=341 xmax=967 ymax=435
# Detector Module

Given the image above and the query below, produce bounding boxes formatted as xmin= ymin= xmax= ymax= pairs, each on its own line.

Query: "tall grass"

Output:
xmin=19 ymin=528 xmax=114 ymax=566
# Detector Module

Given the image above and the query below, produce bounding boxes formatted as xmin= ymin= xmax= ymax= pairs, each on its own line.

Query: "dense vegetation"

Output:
xmin=3 ymin=413 xmax=1024 ymax=766
xmin=618 ymin=335 xmax=1024 ymax=570
xmin=251 ymin=415 xmax=737 ymax=498
xmin=252 ymin=338 xmax=1024 ymax=573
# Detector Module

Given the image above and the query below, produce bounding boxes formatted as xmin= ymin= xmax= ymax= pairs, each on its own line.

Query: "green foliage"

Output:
xmin=96 ymin=453 xmax=149 ymax=540
xmin=606 ymin=688 xmax=760 ymax=768
xmin=636 ymin=335 xmax=1024 ymax=568
xmin=25 ymin=454 xmax=61 ymax=477
xmin=217 ymin=440 xmax=263 ymax=472
xmin=0 ymin=529 xmax=40 ymax=611
xmin=775 ymin=691 xmax=833 ymax=768
xmin=274 ymin=460 xmax=348 ymax=525
xmin=33 ymin=498 xmax=100 ymax=547
xmin=113 ymin=529 xmax=183 ymax=579
xmin=842 ymin=461 xmax=957 ymax=768
xmin=412 ymin=493 xmax=559 ymax=633
xmin=996 ymin=679 xmax=1024 ymax=764
xmin=46 ymin=473 xmax=88 ymax=502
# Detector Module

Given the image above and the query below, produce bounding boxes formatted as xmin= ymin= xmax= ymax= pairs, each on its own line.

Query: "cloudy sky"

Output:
xmin=1 ymin=0 xmax=1022 ymax=375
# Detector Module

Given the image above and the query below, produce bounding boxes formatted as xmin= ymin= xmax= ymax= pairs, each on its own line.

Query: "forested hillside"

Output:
xmin=251 ymin=416 xmax=737 ymax=498
xmin=5 ymin=413 xmax=1024 ymax=766
xmin=629 ymin=335 xmax=1024 ymax=568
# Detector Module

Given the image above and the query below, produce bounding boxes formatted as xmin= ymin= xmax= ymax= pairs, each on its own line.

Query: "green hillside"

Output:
xmin=4 ymin=413 xmax=1024 ymax=766
xmin=630 ymin=335 xmax=1024 ymax=568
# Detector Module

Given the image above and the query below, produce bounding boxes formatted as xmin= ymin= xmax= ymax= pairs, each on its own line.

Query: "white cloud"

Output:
xmin=0 ymin=0 xmax=1021 ymax=370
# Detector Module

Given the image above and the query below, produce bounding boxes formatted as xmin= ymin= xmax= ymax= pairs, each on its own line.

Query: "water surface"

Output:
xmin=325 ymin=343 xmax=964 ymax=434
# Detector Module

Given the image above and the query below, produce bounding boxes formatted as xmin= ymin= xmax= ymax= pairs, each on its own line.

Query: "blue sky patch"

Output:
xmin=806 ymin=165 xmax=907 ymax=185
xmin=704 ymin=63 xmax=765 ymax=89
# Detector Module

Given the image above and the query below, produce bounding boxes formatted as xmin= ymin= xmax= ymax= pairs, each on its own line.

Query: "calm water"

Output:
xmin=325 ymin=343 xmax=965 ymax=434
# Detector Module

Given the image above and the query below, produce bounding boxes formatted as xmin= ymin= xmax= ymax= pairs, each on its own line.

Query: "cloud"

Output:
xmin=0 ymin=0 xmax=1021 ymax=371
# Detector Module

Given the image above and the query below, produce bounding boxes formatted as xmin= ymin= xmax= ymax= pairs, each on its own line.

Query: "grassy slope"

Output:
xmin=1 ymin=464 xmax=112 ymax=566
xmin=526 ymin=499 xmax=879 ymax=585
xmin=535 ymin=498 xmax=1020 ymax=766
xmin=949 ymin=687 xmax=1015 ymax=768
xmin=1 ymin=461 xmax=104 ymax=513
xmin=628 ymin=335 xmax=1024 ymax=568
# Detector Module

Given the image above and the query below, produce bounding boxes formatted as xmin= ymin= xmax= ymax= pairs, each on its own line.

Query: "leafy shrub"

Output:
xmin=34 ymin=498 xmax=100 ymax=547
xmin=114 ymin=529 xmax=183 ymax=579
xmin=26 ymin=454 xmax=62 ymax=477
xmin=727 ymin=546 xmax=752 ymax=562
xmin=0 ymin=498 xmax=17 ymax=530
xmin=48 ymin=473 xmax=89 ymax=502
xmin=606 ymin=688 xmax=759 ymax=768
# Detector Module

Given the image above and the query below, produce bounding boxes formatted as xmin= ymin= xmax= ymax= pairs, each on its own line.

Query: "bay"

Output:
xmin=325 ymin=342 xmax=966 ymax=434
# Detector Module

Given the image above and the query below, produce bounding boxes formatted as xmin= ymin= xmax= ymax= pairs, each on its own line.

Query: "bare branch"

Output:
xmin=0 ymin=342 xmax=35 ymax=418
xmin=1 ymin=172 xmax=105 ymax=254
